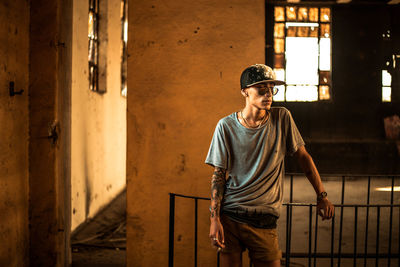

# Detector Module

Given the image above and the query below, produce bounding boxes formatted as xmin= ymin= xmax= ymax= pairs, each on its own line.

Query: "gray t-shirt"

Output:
xmin=205 ymin=107 xmax=305 ymax=217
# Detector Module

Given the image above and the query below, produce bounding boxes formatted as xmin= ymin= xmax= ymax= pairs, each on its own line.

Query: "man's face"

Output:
xmin=245 ymin=82 xmax=277 ymax=110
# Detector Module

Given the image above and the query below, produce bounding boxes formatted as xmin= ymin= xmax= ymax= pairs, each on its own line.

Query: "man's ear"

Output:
xmin=241 ymin=89 xmax=248 ymax=97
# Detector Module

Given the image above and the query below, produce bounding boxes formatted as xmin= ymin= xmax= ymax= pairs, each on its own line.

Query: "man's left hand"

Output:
xmin=317 ymin=198 xmax=334 ymax=220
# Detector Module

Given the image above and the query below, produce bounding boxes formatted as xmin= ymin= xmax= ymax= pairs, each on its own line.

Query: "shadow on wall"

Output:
xmin=71 ymin=187 xmax=126 ymax=248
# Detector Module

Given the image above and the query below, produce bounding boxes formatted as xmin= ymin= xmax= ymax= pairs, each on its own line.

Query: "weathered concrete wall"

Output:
xmin=0 ymin=0 xmax=30 ymax=266
xmin=71 ymin=0 xmax=127 ymax=231
xmin=29 ymin=0 xmax=72 ymax=265
xmin=126 ymin=0 xmax=265 ymax=265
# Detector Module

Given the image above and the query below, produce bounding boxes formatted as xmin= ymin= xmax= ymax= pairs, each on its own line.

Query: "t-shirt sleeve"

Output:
xmin=205 ymin=120 xmax=229 ymax=170
xmin=283 ymin=109 xmax=305 ymax=156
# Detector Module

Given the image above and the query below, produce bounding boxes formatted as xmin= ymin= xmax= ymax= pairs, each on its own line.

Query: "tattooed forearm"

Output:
xmin=210 ymin=167 xmax=226 ymax=219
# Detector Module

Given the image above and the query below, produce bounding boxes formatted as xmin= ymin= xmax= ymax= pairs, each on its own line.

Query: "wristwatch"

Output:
xmin=317 ymin=191 xmax=327 ymax=202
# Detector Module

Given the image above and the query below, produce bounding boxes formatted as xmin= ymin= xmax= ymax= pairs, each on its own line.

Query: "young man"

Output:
xmin=205 ymin=64 xmax=334 ymax=267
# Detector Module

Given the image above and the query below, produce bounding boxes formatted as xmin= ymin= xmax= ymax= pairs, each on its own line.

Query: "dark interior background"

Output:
xmin=266 ymin=2 xmax=400 ymax=174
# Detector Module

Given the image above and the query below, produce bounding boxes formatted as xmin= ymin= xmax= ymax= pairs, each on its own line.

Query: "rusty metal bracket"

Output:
xmin=9 ymin=81 xmax=24 ymax=96
xmin=48 ymin=121 xmax=59 ymax=145
xmin=37 ymin=121 xmax=59 ymax=145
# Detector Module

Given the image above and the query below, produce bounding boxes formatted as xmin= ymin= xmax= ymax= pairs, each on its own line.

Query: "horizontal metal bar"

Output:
xmin=170 ymin=194 xmax=400 ymax=208
xmin=283 ymin=253 xmax=400 ymax=259
xmin=285 ymin=173 xmax=400 ymax=178
xmin=169 ymin=193 xmax=210 ymax=200
xmin=286 ymin=22 xmax=319 ymax=27
xmin=283 ymin=203 xmax=400 ymax=208
xmin=267 ymin=0 xmax=394 ymax=6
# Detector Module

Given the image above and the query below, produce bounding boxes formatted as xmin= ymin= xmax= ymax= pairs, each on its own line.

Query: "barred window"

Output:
xmin=382 ymin=30 xmax=395 ymax=103
xmin=273 ymin=6 xmax=332 ymax=102
xmin=88 ymin=0 xmax=99 ymax=92
xmin=121 ymin=0 xmax=128 ymax=97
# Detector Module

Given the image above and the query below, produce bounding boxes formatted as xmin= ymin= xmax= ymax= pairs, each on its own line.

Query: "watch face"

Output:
xmin=318 ymin=192 xmax=327 ymax=201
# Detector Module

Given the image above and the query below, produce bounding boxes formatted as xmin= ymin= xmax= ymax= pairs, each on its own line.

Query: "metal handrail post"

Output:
xmin=308 ymin=204 xmax=312 ymax=267
xmin=194 ymin=198 xmax=198 ymax=267
xmin=169 ymin=193 xmax=176 ymax=267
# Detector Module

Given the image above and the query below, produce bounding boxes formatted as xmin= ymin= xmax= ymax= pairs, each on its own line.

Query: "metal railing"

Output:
xmin=168 ymin=174 xmax=400 ymax=267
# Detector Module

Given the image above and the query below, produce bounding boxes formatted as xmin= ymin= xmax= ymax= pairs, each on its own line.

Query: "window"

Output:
xmin=382 ymin=29 xmax=396 ymax=103
xmin=382 ymin=70 xmax=392 ymax=102
xmin=273 ymin=6 xmax=332 ymax=102
xmin=88 ymin=0 xmax=99 ymax=92
xmin=121 ymin=0 xmax=128 ymax=97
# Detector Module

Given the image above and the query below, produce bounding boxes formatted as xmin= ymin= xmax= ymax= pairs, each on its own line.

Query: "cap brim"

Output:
xmin=245 ymin=80 xmax=286 ymax=87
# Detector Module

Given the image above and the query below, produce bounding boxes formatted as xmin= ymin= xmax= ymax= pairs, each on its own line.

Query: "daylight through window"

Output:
xmin=273 ymin=6 xmax=332 ymax=102
xmin=88 ymin=0 xmax=99 ymax=92
xmin=382 ymin=70 xmax=392 ymax=102
xmin=121 ymin=0 xmax=128 ymax=97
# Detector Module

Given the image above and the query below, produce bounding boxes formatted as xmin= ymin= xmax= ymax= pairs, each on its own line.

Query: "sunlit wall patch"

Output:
xmin=272 ymin=6 xmax=332 ymax=102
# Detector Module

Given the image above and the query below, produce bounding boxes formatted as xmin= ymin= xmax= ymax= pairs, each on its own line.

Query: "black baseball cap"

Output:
xmin=240 ymin=64 xmax=285 ymax=89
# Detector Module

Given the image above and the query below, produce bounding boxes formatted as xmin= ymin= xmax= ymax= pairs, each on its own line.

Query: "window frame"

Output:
xmin=268 ymin=4 xmax=333 ymax=102
xmin=88 ymin=0 xmax=100 ymax=92
xmin=120 ymin=0 xmax=128 ymax=97
xmin=382 ymin=69 xmax=392 ymax=102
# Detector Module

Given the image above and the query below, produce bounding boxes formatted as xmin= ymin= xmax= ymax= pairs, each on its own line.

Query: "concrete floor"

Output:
xmin=72 ymin=245 xmax=126 ymax=267
xmin=71 ymin=189 xmax=126 ymax=266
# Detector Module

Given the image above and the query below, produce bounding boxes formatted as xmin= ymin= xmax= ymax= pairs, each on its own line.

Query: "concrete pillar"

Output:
xmin=0 ymin=0 xmax=30 ymax=265
xmin=127 ymin=0 xmax=265 ymax=265
xmin=29 ymin=0 xmax=72 ymax=265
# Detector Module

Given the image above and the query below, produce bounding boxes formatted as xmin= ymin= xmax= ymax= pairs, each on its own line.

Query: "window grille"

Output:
xmin=88 ymin=0 xmax=99 ymax=92
xmin=273 ymin=6 xmax=332 ymax=102
xmin=121 ymin=0 xmax=128 ymax=97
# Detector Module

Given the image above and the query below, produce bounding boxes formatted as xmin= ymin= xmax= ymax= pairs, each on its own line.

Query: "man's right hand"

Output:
xmin=209 ymin=218 xmax=225 ymax=249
